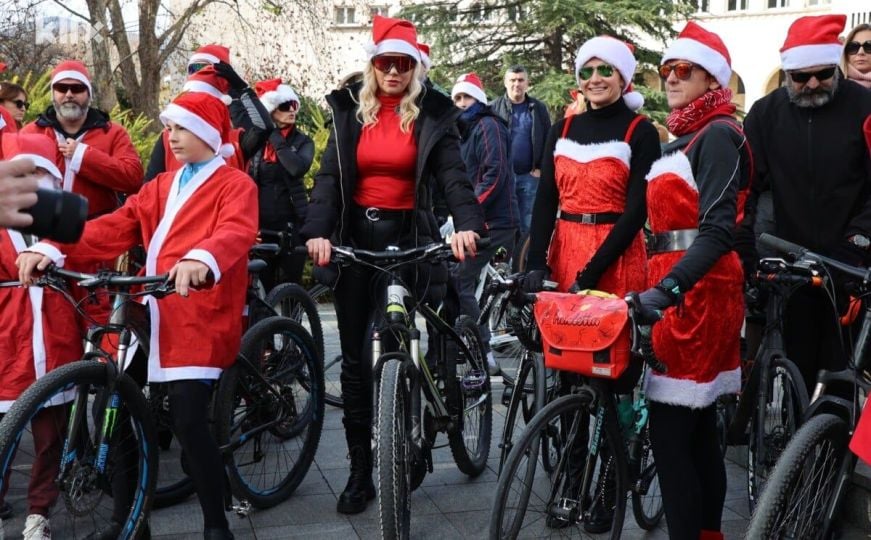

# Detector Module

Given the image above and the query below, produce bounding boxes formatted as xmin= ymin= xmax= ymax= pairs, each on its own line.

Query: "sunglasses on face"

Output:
xmin=187 ymin=62 xmax=210 ymax=75
xmin=371 ymin=55 xmax=417 ymax=74
xmin=578 ymin=64 xmax=615 ymax=80
xmin=52 ymin=83 xmax=89 ymax=95
xmin=788 ymin=66 xmax=836 ymax=84
xmin=658 ymin=62 xmax=697 ymax=81
xmin=7 ymin=99 xmax=28 ymax=110
xmin=276 ymin=101 xmax=299 ymax=112
xmin=846 ymin=40 xmax=871 ymax=55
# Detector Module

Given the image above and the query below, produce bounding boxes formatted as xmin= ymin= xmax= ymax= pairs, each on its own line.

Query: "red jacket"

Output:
xmin=22 ymin=107 xmax=143 ymax=217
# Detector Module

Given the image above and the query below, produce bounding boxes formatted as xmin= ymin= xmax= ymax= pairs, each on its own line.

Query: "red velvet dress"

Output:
xmin=547 ymin=119 xmax=647 ymax=296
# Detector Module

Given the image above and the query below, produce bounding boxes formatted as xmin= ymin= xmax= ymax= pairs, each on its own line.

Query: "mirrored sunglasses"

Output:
xmin=187 ymin=62 xmax=210 ymax=75
xmin=658 ymin=62 xmax=697 ymax=81
xmin=578 ymin=64 xmax=615 ymax=80
xmin=371 ymin=55 xmax=417 ymax=74
xmin=276 ymin=101 xmax=299 ymax=112
xmin=845 ymin=40 xmax=871 ymax=55
xmin=52 ymin=83 xmax=89 ymax=94
xmin=788 ymin=67 xmax=836 ymax=84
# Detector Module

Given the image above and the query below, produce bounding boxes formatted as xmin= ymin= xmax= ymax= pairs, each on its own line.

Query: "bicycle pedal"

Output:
xmin=461 ymin=370 xmax=487 ymax=391
xmin=501 ymin=385 xmax=513 ymax=407
xmin=232 ymin=499 xmax=252 ymax=517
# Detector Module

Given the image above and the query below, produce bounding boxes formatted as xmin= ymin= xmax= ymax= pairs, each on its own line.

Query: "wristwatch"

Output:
xmin=655 ymin=276 xmax=682 ymax=303
xmin=849 ymin=234 xmax=871 ymax=250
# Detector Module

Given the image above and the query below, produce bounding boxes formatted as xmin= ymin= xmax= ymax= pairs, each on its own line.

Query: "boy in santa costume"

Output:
xmin=17 ymin=91 xmax=258 ymax=540
xmin=0 ymin=134 xmax=83 ymax=540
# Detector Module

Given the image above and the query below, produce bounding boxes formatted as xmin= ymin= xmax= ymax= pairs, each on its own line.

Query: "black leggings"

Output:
xmin=648 ymin=401 xmax=725 ymax=540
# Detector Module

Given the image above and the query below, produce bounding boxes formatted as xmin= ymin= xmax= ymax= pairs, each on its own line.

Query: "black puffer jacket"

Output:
xmin=300 ymin=83 xmax=485 ymax=245
xmin=247 ymin=128 xmax=314 ymax=231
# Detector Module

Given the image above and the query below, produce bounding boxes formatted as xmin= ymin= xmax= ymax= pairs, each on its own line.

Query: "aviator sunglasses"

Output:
xmin=52 ymin=82 xmax=89 ymax=94
xmin=658 ymin=62 xmax=697 ymax=81
xmin=371 ymin=55 xmax=417 ymax=74
xmin=788 ymin=66 xmax=836 ymax=84
xmin=276 ymin=101 xmax=299 ymax=112
xmin=846 ymin=40 xmax=871 ymax=55
xmin=578 ymin=64 xmax=616 ymax=80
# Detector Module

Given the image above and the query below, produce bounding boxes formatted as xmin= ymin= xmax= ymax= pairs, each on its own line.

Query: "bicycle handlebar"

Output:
xmin=294 ymin=238 xmax=492 ymax=267
xmin=759 ymin=233 xmax=871 ymax=282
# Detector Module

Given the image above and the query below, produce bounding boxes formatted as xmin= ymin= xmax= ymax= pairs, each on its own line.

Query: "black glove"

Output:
xmin=568 ymin=267 xmax=598 ymax=294
xmin=637 ymin=287 xmax=673 ymax=324
xmin=831 ymin=239 xmax=867 ymax=268
xmin=522 ymin=269 xmax=549 ymax=293
xmin=213 ymin=61 xmax=247 ymax=93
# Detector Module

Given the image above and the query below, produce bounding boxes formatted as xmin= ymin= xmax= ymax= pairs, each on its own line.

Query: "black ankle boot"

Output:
xmin=204 ymin=527 xmax=235 ymax=539
xmin=336 ymin=424 xmax=375 ymax=514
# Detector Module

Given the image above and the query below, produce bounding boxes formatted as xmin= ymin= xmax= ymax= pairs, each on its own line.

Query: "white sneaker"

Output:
xmin=22 ymin=514 xmax=50 ymax=540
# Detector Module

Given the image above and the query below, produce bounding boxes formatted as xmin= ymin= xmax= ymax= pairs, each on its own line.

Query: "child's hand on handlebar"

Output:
xmin=169 ymin=260 xmax=211 ymax=297
xmin=451 ymin=230 xmax=479 ymax=261
xmin=15 ymin=252 xmax=52 ymax=287
xmin=306 ymin=237 xmax=332 ymax=266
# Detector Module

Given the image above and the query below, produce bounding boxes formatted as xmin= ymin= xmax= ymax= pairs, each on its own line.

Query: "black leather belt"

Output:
xmin=648 ymin=229 xmax=699 ymax=254
xmin=557 ymin=210 xmax=622 ymax=224
xmin=355 ymin=207 xmax=413 ymax=222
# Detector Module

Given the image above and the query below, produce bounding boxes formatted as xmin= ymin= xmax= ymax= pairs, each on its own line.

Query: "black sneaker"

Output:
xmin=583 ymin=497 xmax=615 ymax=534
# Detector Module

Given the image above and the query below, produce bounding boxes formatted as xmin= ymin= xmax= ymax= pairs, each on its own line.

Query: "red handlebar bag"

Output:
xmin=534 ymin=291 xmax=631 ymax=380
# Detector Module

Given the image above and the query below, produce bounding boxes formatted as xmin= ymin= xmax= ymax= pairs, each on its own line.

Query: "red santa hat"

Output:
xmin=364 ymin=15 xmax=421 ymax=61
xmin=182 ymin=65 xmax=232 ymax=104
xmin=2 ymin=133 xmax=63 ymax=183
xmin=418 ymin=42 xmax=432 ymax=70
xmin=663 ymin=21 xmax=732 ymax=89
xmin=0 ymin=63 xmax=6 ymax=72
xmin=188 ymin=44 xmax=231 ymax=66
xmin=574 ymin=36 xmax=644 ymax=111
xmin=50 ymin=60 xmax=92 ymax=95
xmin=451 ymin=73 xmax=488 ymax=105
xmin=780 ymin=14 xmax=846 ymax=71
xmin=254 ymin=78 xmax=300 ymax=114
xmin=159 ymin=92 xmax=234 ymax=158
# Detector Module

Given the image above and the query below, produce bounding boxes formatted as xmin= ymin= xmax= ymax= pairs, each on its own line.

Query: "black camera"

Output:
xmin=17 ymin=188 xmax=88 ymax=243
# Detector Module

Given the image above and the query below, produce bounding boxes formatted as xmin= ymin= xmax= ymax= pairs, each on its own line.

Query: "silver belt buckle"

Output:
xmin=580 ymin=213 xmax=594 ymax=225
xmin=365 ymin=207 xmax=380 ymax=222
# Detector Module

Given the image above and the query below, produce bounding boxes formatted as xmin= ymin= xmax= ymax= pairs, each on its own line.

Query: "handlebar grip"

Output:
xmin=476 ymin=237 xmax=491 ymax=250
xmin=758 ymin=233 xmax=806 ymax=258
xmin=293 ymin=245 xmax=309 ymax=255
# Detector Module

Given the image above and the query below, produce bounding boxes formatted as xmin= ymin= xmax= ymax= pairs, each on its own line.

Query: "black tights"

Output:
xmin=648 ymin=402 xmax=725 ymax=540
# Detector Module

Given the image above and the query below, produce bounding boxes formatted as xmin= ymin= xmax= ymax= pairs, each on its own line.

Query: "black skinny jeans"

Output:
xmin=648 ymin=401 xmax=726 ymax=540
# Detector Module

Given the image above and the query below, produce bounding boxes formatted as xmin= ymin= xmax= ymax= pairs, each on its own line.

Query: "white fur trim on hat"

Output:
xmin=663 ymin=38 xmax=731 ymax=89
xmin=188 ymin=53 xmax=220 ymax=65
xmin=367 ymin=39 xmax=421 ymax=61
xmin=451 ymin=81 xmax=487 ymax=105
xmin=218 ymin=143 xmax=235 ymax=158
xmin=159 ymin=103 xmax=223 ymax=156
xmin=50 ymin=70 xmax=92 ymax=95
xmin=182 ymin=80 xmax=231 ymax=104
xmin=781 ymin=43 xmax=842 ymax=71
xmin=259 ymin=85 xmax=300 ymax=114
xmin=11 ymin=154 xmax=62 ymax=182
xmin=574 ymin=37 xmax=636 ymax=92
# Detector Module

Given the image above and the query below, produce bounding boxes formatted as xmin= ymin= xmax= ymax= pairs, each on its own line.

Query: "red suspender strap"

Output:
xmin=624 ymin=114 xmax=646 ymax=143
xmin=561 ymin=115 xmax=574 ymax=139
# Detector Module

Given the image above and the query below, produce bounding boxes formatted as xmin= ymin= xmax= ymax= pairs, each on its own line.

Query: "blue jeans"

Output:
xmin=515 ymin=172 xmax=538 ymax=236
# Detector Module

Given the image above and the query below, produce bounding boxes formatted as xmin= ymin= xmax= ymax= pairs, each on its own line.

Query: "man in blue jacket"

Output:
xmin=452 ymin=72 xmax=519 ymax=375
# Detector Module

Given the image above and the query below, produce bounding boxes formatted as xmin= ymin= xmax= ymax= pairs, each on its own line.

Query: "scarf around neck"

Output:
xmin=847 ymin=64 xmax=871 ymax=89
xmin=666 ymin=88 xmax=736 ymax=137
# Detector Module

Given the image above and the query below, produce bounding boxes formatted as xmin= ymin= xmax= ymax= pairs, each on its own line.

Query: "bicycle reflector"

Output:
xmin=849 ymin=400 xmax=871 ymax=466
xmin=534 ymin=291 xmax=631 ymax=379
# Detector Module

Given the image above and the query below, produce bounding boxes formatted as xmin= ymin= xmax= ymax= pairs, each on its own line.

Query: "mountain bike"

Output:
xmin=747 ymin=233 xmax=871 ymax=539
xmin=489 ymin=293 xmax=665 ymax=539
xmin=317 ymin=242 xmax=493 ymax=540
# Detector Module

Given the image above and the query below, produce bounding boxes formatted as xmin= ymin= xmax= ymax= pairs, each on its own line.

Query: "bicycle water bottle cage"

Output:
xmin=534 ymin=291 xmax=631 ymax=380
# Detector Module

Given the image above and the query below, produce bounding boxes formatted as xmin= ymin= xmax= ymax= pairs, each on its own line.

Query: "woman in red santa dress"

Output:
xmin=0 ymin=134 xmax=82 ymax=540
xmin=635 ymin=22 xmax=753 ymax=540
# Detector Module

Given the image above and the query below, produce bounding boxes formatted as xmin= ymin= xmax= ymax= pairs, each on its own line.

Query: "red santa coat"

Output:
xmin=0 ymin=230 xmax=82 ymax=411
xmin=31 ymin=157 xmax=258 ymax=382
xmin=161 ymin=127 xmax=247 ymax=174
xmin=0 ymin=107 xmax=17 ymax=134
xmin=21 ymin=119 xmax=143 ymax=217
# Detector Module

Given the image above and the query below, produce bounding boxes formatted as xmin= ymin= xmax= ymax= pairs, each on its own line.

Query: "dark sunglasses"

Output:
xmin=52 ymin=82 xmax=89 ymax=95
xmin=371 ymin=55 xmax=417 ymax=74
xmin=578 ymin=64 xmax=615 ymax=80
xmin=7 ymin=99 xmax=28 ymax=110
xmin=276 ymin=101 xmax=299 ymax=112
xmin=788 ymin=66 xmax=836 ymax=84
xmin=187 ymin=62 xmax=210 ymax=75
xmin=846 ymin=40 xmax=871 ymax=55
xmin=658 ymin=62 xmax=697 ymax=81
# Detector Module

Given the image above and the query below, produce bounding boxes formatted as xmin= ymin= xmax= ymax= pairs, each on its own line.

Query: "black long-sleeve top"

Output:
xmin=527 ymin=99 xmax=660 ymax=289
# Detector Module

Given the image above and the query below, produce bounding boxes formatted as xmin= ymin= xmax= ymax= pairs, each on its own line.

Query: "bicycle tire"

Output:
xmin=447 ymin=316 xmax=492 ymax=477
xmin=266 ymin=282 xmax=324 ymax=359
xmin=746 ymin=413 xmax=849 ymax=539
xmin=215 ymin=316 xmax=325 ymax=508
xmin=489 ymin=391 xmax=627 ymax=539
xmin=0 ymin=361 xmax=156 ymax=540
xmin=497 ymin=350 xmax=544 ymax=475
xmin=307 ymin=283 xmax=343 ymax=409
xmin=631 ymin=425 xmax=664 ymax=530
xmin=748 ymin=356 xmax=809 ymax=511
xmin=377 ymin=358 xmax=412 ymax=540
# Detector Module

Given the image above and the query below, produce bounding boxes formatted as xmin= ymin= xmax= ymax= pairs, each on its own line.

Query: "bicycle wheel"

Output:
xmin=748 ymin=357 xmax=809 ymax=510
xmin=447 ymin=315 xmax=492 ymax=476
xmin=377 ymin=358 xmax=412 ymax=540
xmin=498 ymin=349 xmax=544 ymax=474
xmin=215 ymin=316 xmax=325 ymax=508
xmin=747 ymin=413 xmax=849 ymax=539
xmin=147 ymin=382 xmax=195 ymax=509
xmin=631 ymin=425 xmax=664 ymax=530
xmin=494 ymin=300 xmax=535 ymax=387
xmin=489 ymin=391 xmax=627 ymax=539
xmin=265 ymin=282 xmax=324 ymax=363
xmin=308 ymin=283 xmax=343 ymax=409
xmin=0 ymin=361 xmax=156 ymax=539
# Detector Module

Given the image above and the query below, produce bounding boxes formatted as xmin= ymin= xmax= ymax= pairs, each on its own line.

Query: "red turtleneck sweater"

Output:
xmin=354 ymin=93 xmax=417 ymax=210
